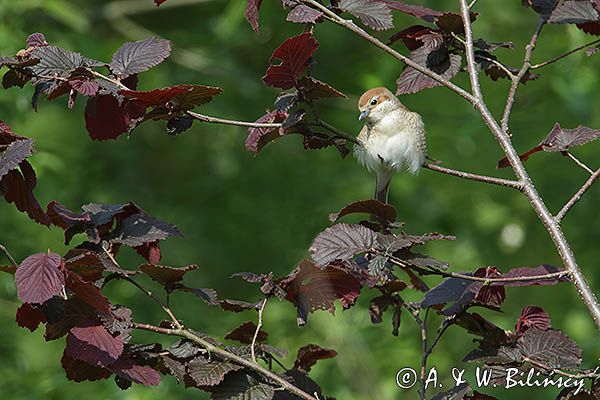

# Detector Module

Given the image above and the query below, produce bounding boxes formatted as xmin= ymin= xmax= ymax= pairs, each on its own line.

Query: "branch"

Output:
xmin=423 ymin=163 xmax=524 ymax=190
xmin=531 ymin=38 xmax=600 ymax=70
xmin=133 ymin=323 xmax=318 ymax=400
xmin=501 ymin=17 xmax=545 ymax=134
xmin=187 ymin=111 xmax=281 ymax=129
xmin=564 ymin=151 xmax=594 ymax=175
xmin=251 ymin=298 xmax=267 ymax=363
xmin=0 ymin=244 xmax=18 ymax=269
xmin=300 ymin=0 xmax=476 ymax=103
xmin=523 ymin=357 xmax=600 ymax=380
xmin=556 ymin=168 xmax=600 ymax=222
xmin=101 ymin=247 xmax=182 ymax=329
xmin=403 ymin=304 xmax=428 ymax=400
xmin=457 ymin=2 xmax=600 ymax=329
xmin=387 ymin=256 xmax=571 ymax=284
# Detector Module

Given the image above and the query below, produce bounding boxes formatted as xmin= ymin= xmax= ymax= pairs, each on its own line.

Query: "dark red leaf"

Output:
xmin=120 ymin=86 xmax=191 ymax=107
xmin=15 ymin=252 xmax=65 ymax=304
xmin=388 ymin=25 xmax=435 ymax=49
xmin=245 ymin=110 xmax=287 ymax=153
xmin=173 ymin=285 xmax=218 ymax=305
xmin=139 ymin=263 xmax=199 ymax=284
xmin=66 ymin=321 xmax=124 ymax=367
xmin=1 ymin=155 xmax=51 ymax=225
xmin=278 ymin=259 xmax=364 ymax=325
xmin=297 ymin=76 xmax=347 ymax=100
xmin=26 ymin=33 xmax=48 ymax=48
xmin=0 ymin=264 xmax=16 ymax=274
xmin=498 ymin=264 xmax=569 ymax=287
xmin=109 ymin=37 xmax=171 ymax=78
xmin=516 ymin=305 xmax=551 ymax=335
xmin=262 ymin=33 xmax=319 ymax=89
xmin=109 ymin=358 xmax=160 ymax=386
xmin=287 ymin=5 xmax=324 ymax=23
xmin=66 ymin=272 xmax=111 ymax=314
xmin=2 ymin=69 xmax=30 ymax=89
xmin=293 ymin=344 xmax=337 ymax=372
xmin=15 ymin=303 xmax=46 ymax=332
xmin=134 ymin=241 xmax=161 ymax=264
xmin=225 ymin=321 xmax=268 ymax=344
xmin=329 ymin=199 xmax=397 ymax=224
xmin=338 ymin=0 xmax=394 ymax=31
xmin=155 ymin=0 xmax=168 ymax=5
xmin=61 ymin=353 xmax=112 ymax=382
xmin=84 ymin=95 xmax=146 ymax=140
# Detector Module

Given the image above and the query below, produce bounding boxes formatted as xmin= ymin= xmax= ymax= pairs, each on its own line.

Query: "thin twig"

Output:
xmin=316 ymin=120 xmax=361 ymax=145
xmin=500 ymin=17 xmax=545 ymax=134
xmin=556 ymin=168 xmax=600 ymax=222
xmin=474 ymin=53 xmax=516 ymax=79
xmin=0 ymin=244 xmax=18 ymax=268
xmin=458 ymin=1 xmax=600 ymax=329
xmin=468 ymin=0 xmax=478 ymax=8
xmin=101 ymin=247 xmax=182 ymax=328
xmin=133 ymin=323 xmax=318 ymax=400
xmin=251 ymin=298 xmax=268 ymax=363
xmin=564 ymin=151 xmax=594 ymax=175
xmin=300 ymin=0 xmax=476 ymax=103
xmin=423 ymin=163 xmax=524 ymax=190
xmin=531 ymin=38 xmax=600 ymax=69
xmin=387 ymin=256 xmax=571 ymax=284
xmin=187 ymin=111 xmax=281 ymax=129
xmin=523 ymin=357 xmax=600 ymax=380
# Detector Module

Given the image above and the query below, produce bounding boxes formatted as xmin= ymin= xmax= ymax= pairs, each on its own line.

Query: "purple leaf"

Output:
xmin=549 ymin=0 xmax=598 ymax=24
xmin=26 ymin=33 xmax=48 ymax=48
xmin=396 ymin=33 xmax=462 ymax=94
xmin=338 ymin=0 xmax=394 ymax=31
xmin=245 ymin=110 xmax=287 ymax=153
xmin=15 ymin=252 xmax=65 ymax=304
xmin=66 ymin=321 xmax=124 ymax=367
xmin=109 ymin=37 xmax=171 ymax=78
xmin=381 ymin=0 xmax=443 ymax=22
xmin=516 ymin=306 xmax=551 ymax=335
xmin=309 ymin=223 xmax=378 ymax=266
xmin=0 ymin=138 xmax=34 ymax=180
xmin=541 ymin=123 xmax=600 ymax=152
xmin=245 ymin=0 xmax=264 ymax=32
xmin=287 ymin=5 xmax=324 ymax=23
xmin=517 ymin=329 xmax=582 ymax=369
xmin=294 ymin=344 xmax=337 ymax=372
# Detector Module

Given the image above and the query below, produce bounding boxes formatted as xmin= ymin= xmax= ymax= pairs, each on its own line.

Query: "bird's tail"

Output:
xmin=375 ymin=170 xmax=393 ymax=204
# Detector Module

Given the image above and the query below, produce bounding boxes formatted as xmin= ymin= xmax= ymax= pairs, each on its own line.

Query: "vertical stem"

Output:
xmin=458 ymin=0 xmax=600 ymax=329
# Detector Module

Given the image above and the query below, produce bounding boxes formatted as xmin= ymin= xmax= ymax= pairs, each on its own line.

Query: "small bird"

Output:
xmin=354 ymin=87 xmax=427 ymax=204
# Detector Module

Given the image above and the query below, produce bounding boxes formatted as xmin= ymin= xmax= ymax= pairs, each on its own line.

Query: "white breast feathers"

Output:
xmin=354 ymin=110 xmax=427 ymax=176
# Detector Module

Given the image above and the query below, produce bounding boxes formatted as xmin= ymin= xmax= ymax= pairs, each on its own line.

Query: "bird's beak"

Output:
xmin=358 ymin=110 xmax=370 ymax=121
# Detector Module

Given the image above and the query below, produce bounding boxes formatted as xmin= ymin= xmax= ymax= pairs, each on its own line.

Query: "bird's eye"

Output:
xmin=370 ymin=98 xmax=377 ymax=106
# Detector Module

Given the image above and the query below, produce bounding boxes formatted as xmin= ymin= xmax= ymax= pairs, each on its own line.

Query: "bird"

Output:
xmin=354 ymin=87 xmax=427 ymax=204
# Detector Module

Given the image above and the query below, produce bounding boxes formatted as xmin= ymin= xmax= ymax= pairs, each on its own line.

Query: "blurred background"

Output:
xmin=0 ymin=0 xmax=599 ymax=398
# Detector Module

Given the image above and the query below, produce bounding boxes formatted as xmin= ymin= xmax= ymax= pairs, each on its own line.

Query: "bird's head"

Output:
xmin=357 ymin=87 xmax=403 ymax=124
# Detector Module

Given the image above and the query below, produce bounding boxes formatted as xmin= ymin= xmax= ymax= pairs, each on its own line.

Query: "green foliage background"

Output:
xmin=0 ymin=0 xmax=599 ymax=398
